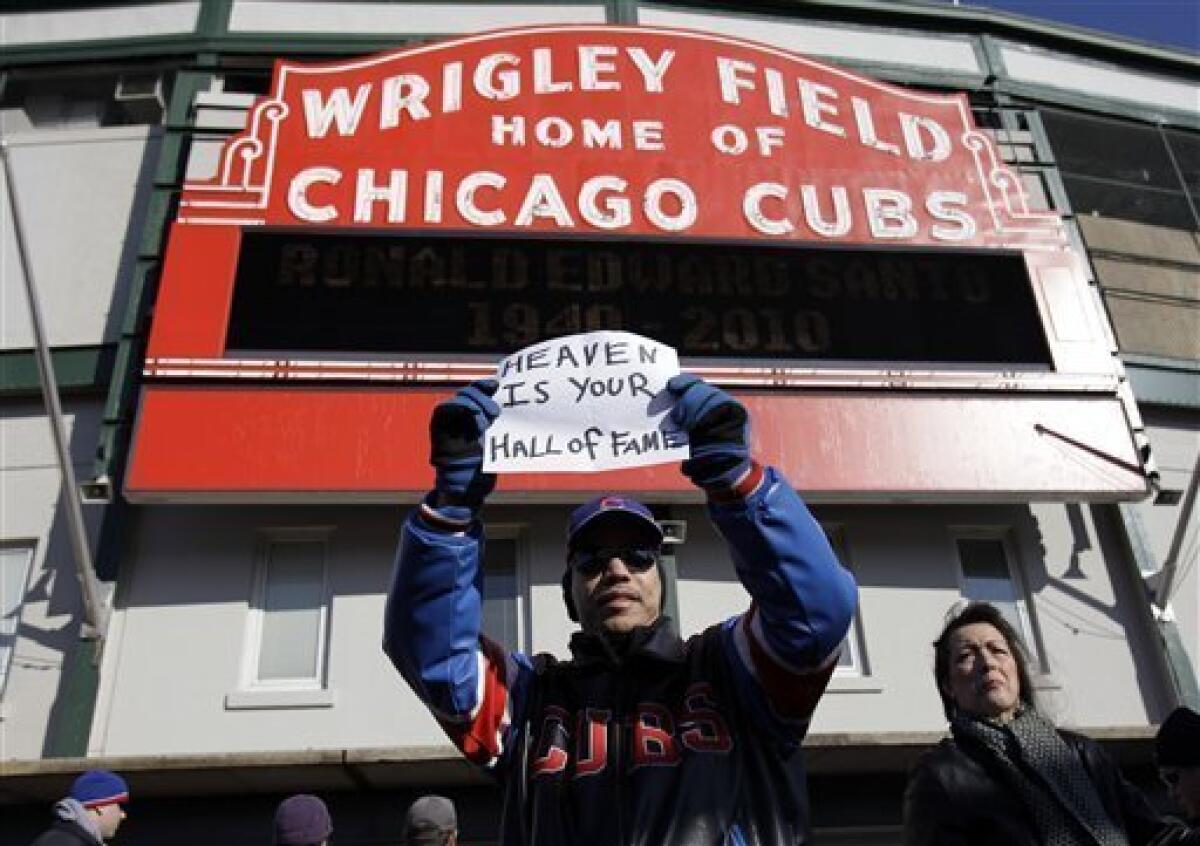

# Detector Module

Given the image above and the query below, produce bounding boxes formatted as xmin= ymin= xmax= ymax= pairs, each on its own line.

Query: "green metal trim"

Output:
xmin=1123 ymin=359 xmax=1200 ymax=410
xmin=965 ymin=28 xmax=992 ymax=79
xmin=195 ymin=0 xmax=231 ymax=39
xmin=994 ymin=78 xmax=1200 ymax=133
xmin=978 ymin=32 xmax=1007 ymax=82
xmin=0 ymin=345 xmax=116 ymax=396
xmin=1022 ymin=109 xmax=1058 ymax=165
xmin=1 ymin=36 xmax=215 ymax=69
xmin=822 ymin=59 xmax=987 ymax=93
xmin=1123 ymin=353 xmax=1200 ymax=373
xmin=1019 ymin=111 xmax=1079 ymax=217
xmin=93 ymin=67 xmax=215 ymax=485
xmin=42 ymin=639 xmax=101 ymax=758
xmin=612 ymin=0 xmax=638 ymax=24
xmin=1160 ymin=618 xmax=1200 ymax=712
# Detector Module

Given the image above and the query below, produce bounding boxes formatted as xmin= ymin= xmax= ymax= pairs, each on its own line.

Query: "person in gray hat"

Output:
xmin=272 ymin=794 xmax=332 ymax=846
xmin=402 ymin=795 xmax=457 ymax=846
xmin=384 ymin=374 xmax=858 ymax=845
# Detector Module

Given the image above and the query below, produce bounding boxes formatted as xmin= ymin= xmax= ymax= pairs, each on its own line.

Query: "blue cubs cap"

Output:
xmin=70 ymin=770 xmax=129 ymax=809
xmin=567 ymin=495 xmax=663 ymax=551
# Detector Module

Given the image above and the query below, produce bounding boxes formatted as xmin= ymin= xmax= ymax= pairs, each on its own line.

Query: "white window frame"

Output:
xmin=481 ymin=523 xmax=530 ymax=654
xmin=949 ymin=526 xmax=1048 ymax=674
xmin=0 ymin=540 xmax=36 ymax=700
xmin=237 ymin=526 xmax=333 ymax=695
xmin=821 ymin=523 xmax=868 ymax=678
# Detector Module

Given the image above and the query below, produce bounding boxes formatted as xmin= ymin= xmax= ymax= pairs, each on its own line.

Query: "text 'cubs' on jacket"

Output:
xmin=384 ymin=465 xmax=858 ymax=846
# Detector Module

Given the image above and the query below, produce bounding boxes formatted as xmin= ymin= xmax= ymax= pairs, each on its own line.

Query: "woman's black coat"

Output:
xmin=903 ymin=728 xmax=1193 ymax=846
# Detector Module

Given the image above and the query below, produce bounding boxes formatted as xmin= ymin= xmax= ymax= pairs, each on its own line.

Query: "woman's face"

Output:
xmin=942 ymin=621 xmax=1022 ymax=722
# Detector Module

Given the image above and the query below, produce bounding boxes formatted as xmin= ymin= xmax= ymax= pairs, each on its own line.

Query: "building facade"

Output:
xmin=2 ymin=2 xmax=1197 ymax=844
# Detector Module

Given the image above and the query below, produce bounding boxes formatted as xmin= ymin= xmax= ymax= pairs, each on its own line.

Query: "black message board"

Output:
xmin=226 ymin=230 xmax=1053 ymax=365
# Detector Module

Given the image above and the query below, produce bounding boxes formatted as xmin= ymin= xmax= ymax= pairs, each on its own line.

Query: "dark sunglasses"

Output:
xmin=571 ymin=547 xmax=660 ymax=577
xmin=1160 ymin=768 xmax=1182 ymax=788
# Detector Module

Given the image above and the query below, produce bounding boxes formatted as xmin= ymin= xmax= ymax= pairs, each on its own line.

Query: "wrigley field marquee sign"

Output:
xmin=177 ymin=27 xmax=1062 ymax=244
xmin=148 ymin=24 xmax=1075 ymax=377
xmin=128 ymin=26 xmax=1143 ymax=500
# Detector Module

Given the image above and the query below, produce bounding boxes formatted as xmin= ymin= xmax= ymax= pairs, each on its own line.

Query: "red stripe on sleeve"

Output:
xmin=742 ymin=605 xmax=836 ymax=722
xmin=707 ymin=462 xmax=766 ymax=505
xmin=438 ymin=636 xmax=510 ymax=766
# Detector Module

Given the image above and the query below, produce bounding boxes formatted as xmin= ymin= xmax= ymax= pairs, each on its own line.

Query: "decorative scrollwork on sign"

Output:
xmin=178 ymin=98 xmax=289 ymax=225
xmin=963 ymin=130 xmax=1064 ymax=245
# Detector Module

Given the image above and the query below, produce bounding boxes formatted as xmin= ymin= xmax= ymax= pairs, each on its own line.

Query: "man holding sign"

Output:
xmin=384 ymin=350 xmax=857 ymax=845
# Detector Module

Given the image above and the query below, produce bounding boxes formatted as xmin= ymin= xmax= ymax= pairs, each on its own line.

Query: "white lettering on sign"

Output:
xmin=288 ymin=167 xmax=341 ymax=222
xmin=490 ymin=115 xmax=666 ymax=151
xmin=262 ymin=32 xmax=1060 ymax=246
xmin=483 ymin=331 xmax=687 ymax=473
xmin=927 ymin=191 xmax=976 ymax=241
xmin=301 ymin=45 xmax=676 ymax=138
xmin=714 ymin=56 xmax=952 ymax=164
xmin=285 ymin=168 xmax=702 ymax=232
xmin=741 ymin=183 xmax=974 ymax=241
xmin=302 ymin=85 xmax=370 ymax=138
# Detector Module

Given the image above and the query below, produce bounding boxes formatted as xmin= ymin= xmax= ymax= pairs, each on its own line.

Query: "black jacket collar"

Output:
xmin=567 ymin=616 xmax=685 ymax=668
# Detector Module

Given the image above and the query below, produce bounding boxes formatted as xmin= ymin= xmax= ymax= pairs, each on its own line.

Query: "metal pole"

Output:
xmin=1 ymin=139 xmax=109 ymax=640
xmin=1155 ymin=452 xmax=1200 ymax=609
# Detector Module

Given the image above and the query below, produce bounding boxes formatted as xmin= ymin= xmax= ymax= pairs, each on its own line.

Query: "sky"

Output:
xmin=950 ymin=0 xmax=1199 ymax=53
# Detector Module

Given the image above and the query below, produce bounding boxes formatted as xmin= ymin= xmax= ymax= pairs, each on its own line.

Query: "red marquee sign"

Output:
xmin=176 ymin=26 xmax=1062 ymax=244
xmin=128 ymin=26 xmax=1145 ymax=502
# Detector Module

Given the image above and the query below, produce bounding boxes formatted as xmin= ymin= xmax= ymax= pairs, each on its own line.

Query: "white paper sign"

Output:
xmin=484 ymin=331 xmax=688 ymax=473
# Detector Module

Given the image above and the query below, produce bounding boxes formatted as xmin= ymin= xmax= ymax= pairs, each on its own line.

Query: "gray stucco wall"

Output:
xmin=0 ymin=399 xmax=105 ymax=760
xmin=88 ymin=498 xmax=1168 ymax=758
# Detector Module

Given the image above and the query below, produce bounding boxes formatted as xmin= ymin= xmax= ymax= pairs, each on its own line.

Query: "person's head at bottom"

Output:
xmin=933 ymin=601 xmax=1037 ymax=724
xmin=1156 ymin=705 xmax=1200 ymax=823
xmin=71 ymin=769 xmax=129 ymax=841
xmin=402 ymin=795 xmax=457 ymax=846
xmin=561 ymin=495 xmax=666 ymax=638
xmin=273 ymin=794 xmax=332 ymax=846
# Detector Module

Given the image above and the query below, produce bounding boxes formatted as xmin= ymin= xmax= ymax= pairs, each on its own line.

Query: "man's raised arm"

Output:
xmin=383 ymin=381 xmax=525 ymax=767
xmin=667 ymin=375 xmax=858 ymax=730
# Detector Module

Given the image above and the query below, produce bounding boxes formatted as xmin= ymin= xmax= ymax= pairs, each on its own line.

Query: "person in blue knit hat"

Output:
xmin=29 ymin=769 xmax=129 ymax=845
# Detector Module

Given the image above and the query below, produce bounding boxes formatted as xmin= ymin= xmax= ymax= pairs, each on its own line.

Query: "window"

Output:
xmin=481 ymin=528 xmax=528 ymax=654
xmin=823 ymin=525 xmax=868 ymax=677
xmin=0 ymin=542 xmax=35 ymax=697
xmin=952 ymin=531 xmax=1045 ymax=671
xmin=1040 ymin=109 xmax=1198 ymax=230
xmin=243 ymin=529 xmax=330 ymax=690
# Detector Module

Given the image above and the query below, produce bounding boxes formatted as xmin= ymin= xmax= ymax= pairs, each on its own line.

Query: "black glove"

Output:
xmin=666 ymin=373 xmax=751 ymax=490
xmin=430 ymin=379 xmax=500 ymax=511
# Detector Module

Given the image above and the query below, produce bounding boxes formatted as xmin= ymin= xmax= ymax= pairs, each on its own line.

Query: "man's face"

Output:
xmin=569 ymin=521 xmax=662 ymax=636
xmin=1162 ymin=765 xmax=1200 ymax=821
xmin=91 ymin=803 xmax=126 ymax=840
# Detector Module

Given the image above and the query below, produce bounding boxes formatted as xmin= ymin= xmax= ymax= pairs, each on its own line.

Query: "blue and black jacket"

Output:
xmin=384 ymin=464 xmax=858 ymax=845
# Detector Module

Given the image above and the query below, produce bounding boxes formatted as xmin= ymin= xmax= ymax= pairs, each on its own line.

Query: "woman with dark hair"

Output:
xmin=903 ymin=601 xmax=1192 ymax=846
